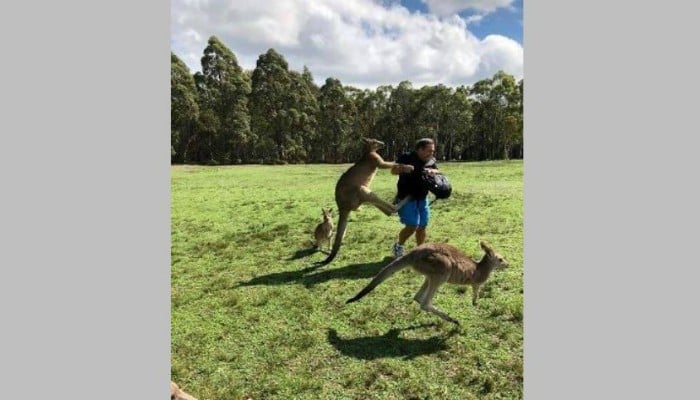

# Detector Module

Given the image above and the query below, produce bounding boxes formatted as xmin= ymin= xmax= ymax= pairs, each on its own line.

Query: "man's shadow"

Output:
xmin=236 ymin=256 xmax=394 ymax=289
xmin=327 ymin=323 xmax=459 ymax=360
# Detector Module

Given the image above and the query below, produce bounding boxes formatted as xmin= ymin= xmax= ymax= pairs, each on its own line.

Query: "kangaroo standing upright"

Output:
xmin=346 ymin=241 xmax=508 ymax=325
xmin=313 ymin=208 xmax=334 ymax=253
xmin=320 ymin=137 xmax=410 ymax=265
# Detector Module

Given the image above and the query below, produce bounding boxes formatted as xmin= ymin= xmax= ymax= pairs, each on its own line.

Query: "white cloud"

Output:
xmin=421 ymin=0 xmax=516 ymax=16
xmin=171 ymin=0 xmax=523 ymax=89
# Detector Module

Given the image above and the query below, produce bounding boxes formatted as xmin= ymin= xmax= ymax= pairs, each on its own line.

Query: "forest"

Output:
xmin=171 ymin=36 xmax=523 ymax=165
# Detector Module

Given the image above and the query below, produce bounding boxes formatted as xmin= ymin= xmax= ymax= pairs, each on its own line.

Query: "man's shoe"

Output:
xmin=392 ymin=242 xmax=404 ymax=258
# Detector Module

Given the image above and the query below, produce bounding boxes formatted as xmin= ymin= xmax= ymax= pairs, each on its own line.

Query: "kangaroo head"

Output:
xmin=322 ymin=208 xmax=332 ymax=221
xmin=480 ymin=240 xmax=508 ymax=270
xmin=361 ymin=137 xmax=385 ymax=152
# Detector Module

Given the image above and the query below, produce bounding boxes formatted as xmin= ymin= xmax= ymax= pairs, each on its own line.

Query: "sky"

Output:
xmin=170 ymin=0 xmax=523 ymax=89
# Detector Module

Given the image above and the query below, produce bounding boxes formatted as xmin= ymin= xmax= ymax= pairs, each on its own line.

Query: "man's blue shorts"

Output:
xmin=397 ymin=197 xmax=430 ymax=227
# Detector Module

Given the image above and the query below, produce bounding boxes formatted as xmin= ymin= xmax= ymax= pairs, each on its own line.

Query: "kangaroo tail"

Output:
xmin=346 ymin=254 xmax=413 ymax=303
xmin=320 ymin=209 xmax=349 ymax=265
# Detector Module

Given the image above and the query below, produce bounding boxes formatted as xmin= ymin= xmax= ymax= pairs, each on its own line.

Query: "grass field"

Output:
xmin=171 ymin=160 xmax=523 ymax=400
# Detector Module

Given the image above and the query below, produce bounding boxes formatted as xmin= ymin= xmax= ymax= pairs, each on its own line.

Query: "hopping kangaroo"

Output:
xmin=320 ymin=137 xmax=410 ymax=265
xmin=346 ymin=241 xmax=508 ymax=325
xmin=171 ymin=381 xmax=198 ymax=400
xmin=313 ymin=208 xmax=334 ymax=252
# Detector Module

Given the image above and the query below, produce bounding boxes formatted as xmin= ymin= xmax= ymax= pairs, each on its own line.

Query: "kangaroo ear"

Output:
xmin=360 ymin=137 xmax=369 ymax=143
xmin=480 ymin=240 xmax=494 ymax=255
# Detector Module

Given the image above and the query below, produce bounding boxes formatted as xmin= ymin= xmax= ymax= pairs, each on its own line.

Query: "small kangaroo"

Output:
xmin=313 ymin=208 xmax=334 ymax=252
xmin=171 ymin=381 xmax=198 ymax=400
xmin=320 ymin=137 xmax=411 ymax=265
xmin=346 ymin=241 xmax=508 ymax=325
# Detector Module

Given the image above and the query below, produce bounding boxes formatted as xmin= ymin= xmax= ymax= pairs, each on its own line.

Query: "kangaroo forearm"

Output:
xmin=390 ymin=163 xmax=408 ymax=174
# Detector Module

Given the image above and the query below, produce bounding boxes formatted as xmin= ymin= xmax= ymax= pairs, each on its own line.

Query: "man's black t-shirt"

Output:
xmin=396 ymin=152 xmax=438 ymax=200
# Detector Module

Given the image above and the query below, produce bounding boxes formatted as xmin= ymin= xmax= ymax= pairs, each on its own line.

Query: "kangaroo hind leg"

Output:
xmin=359 ymin=186 xmax=396 ymax=216
xmin=418 ymin=277 xmax=460 ymax=325
xmin=414 ymin=279 xmax=429 ymax=304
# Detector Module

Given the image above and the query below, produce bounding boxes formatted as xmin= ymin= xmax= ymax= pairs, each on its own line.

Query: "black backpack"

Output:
xmin=421 ymin=172 xmax=452 ymax=201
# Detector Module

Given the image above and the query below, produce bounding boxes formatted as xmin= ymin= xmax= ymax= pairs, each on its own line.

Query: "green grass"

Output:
xmin=171 ymin=160 xmax=523 ymax=400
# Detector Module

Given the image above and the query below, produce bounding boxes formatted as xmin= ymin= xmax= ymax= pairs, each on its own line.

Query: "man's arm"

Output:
xmin=424 ymin=158 xmax=439 ymax=175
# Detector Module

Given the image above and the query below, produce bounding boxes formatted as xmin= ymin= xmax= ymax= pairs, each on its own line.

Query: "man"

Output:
xmin=390 ymin=138 xmax=439 ymax=258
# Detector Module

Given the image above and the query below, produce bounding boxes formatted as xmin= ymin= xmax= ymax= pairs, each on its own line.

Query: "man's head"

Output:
xmin=415 ymin=138 xmax=435 ymax=162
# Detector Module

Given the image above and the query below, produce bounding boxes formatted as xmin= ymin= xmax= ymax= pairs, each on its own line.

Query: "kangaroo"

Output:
xmin=346 ymin=241 xmax=508 ymax=325
xmin=313 ymin=208 xmax=334 ymax=252
xmin=320 ymin=137 xmax=411 ymax=265
xmin=171 ymin=381 xmax=198 ymax=400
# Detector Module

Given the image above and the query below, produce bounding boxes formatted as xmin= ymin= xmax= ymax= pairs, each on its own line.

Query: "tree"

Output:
xmin=287 ymin=69 xmax=319 ymax=163
xmin=193 ymin=36 xmax=251 ymax=164
xmin=383 ymin=81 xmax=417 ymax=155
xmin=469 ymin=71 xmax=522 ymax=160
xmin=249 ymin=49 xmax=303 ymax=163
xmin=170 ymin=53 xmax=199 ymax=163
xmin=443 ymin=86 xmax=473 ymax=160
xmin=348 ymin=87 xmax=387 ymax=155
xmin=170 ymin=43 xmax=521 ymax=164
xmin=317 ymin=78 xmax=357 ymax=163
xmin=413 ymin=84 xmax=452 ymax=159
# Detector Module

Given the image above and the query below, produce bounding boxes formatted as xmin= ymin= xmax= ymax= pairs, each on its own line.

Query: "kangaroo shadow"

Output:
xmin=286 ymin=247 xmax=320 ymax=261
xmin=327 ymin=324 xmax=458 ymax=360
xmin=236 ymin=257 xmax=393 ymax=289
xmin=301 ymin=257 xmax=394 ymax=288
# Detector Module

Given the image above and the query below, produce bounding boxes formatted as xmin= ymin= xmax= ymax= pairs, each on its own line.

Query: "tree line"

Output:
xmin=171 ymin=36 xmax=523 ymax=165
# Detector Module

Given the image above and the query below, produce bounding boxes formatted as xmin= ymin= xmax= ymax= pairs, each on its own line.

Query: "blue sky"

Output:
xmin=171 ymin=0 xmax=523 ymax=89
xmin=460 ymin=0 xmax=522 ymax=44
xmin=397 ymin=0 xmax=522 ymax=44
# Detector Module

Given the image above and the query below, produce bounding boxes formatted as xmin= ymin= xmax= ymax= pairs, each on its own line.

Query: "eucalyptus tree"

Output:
xmin=249 ymin=49 xmax=294 ymax=162
xmin=286 ymin=69 xmax=319 ymax=163
xmin=302 ymin=66 xmax=320 ymax=98
xmin=170 ymin=52 xmax=199 ymax=163
xmin=369 ymin=85 xmax=397 ymax=157
xmin=491 ymin=71 xmax=521 ymax=159
xmin=193 ymin=36 xmax=251 ymax=164
xmin=297 ymin=66 xmax=321 ymax=162
xmin=384 ymin=81 xmax=417 ymax=154
xmin=413 ymin=84 xmax=452 ymax=159
xmin=443 ymin=86 xmax=472 ymax=160
xmin=318 ymin=77 xmax=357 ymax=163
xmin=248 ymin=51 xmax=320 ymax=163
xmin=348 ymin=86 xmax=396 ymax=157
xmin=511 ymin=78 xmax=524 ymax=158
xmin=469 ymin=71 xmax=521 ymax=160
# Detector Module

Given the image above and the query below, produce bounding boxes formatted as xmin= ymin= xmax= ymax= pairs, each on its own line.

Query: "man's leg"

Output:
xmin=415 ymin=199 xmax=430 ymax=245
xmin=415 ymin=226 xmax=426 ymax=245
xmin=399 ymin=225 xmax=417 ymax=245
xmin=394 ymin=199 xmax=418 ymax=257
